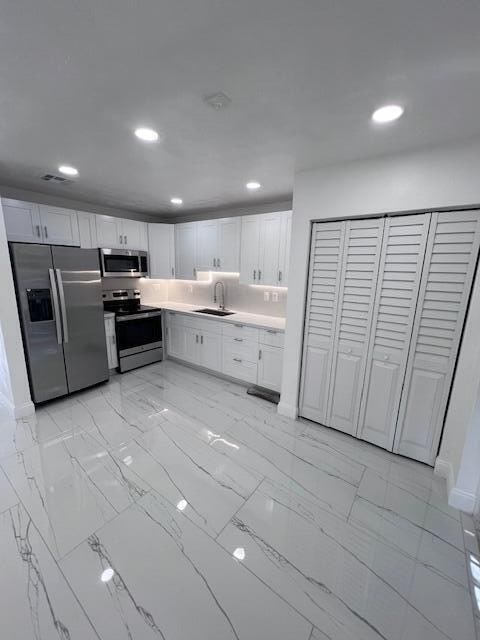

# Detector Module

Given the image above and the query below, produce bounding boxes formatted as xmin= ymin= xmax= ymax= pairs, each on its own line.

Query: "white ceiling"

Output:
xmin=1 ymin=0 xmax=480 ymax=216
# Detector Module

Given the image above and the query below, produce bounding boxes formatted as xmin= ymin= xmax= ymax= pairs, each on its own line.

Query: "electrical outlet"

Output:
xmin=264 ymin=291 xmax=270 ymax=302
xmin=272 ymin=291 xmax=279 ymax=302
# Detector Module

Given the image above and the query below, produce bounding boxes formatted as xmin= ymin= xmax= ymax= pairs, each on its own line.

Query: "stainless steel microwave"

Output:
xmin=100 ymin=248 xmax=149 ymax=278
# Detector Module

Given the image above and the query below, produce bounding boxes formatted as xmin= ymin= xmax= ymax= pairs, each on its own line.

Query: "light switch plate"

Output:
xmin=272 ymin=292 xmax=279 ymax=302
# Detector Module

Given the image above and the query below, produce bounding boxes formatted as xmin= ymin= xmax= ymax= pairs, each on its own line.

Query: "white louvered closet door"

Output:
xmin=357 ymin=214 xmax=431 ymax=450
xmin=394 ymin=210 xmax=480 ymax=464
xmin=326 ymin=218 xmax=385 ymax=436
xmin=300 ymin=221 xmax=345 ymax=424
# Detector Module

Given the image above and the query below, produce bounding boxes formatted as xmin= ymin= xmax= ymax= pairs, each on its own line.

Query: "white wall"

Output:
xmin=0 ymin=202 xmax=34 ymax=417
xmin=279 ymin=138 xmax=480 ymax=510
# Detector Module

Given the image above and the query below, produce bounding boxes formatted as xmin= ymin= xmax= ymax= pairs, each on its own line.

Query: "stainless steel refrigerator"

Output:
xmin=10 ymin=243 xmax=109 ymax=403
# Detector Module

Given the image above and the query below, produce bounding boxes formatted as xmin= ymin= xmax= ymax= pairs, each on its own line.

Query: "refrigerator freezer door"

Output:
xmin=9 ymin=243 xmax=68 ymax=402
xmin=52 ymin=246 xmax=109 ymax=394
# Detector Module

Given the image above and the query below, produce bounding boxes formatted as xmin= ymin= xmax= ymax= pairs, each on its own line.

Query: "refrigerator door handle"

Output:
xmin=48 ymin=269 xmax=63 ymax=345
xmin=55 ymin=268 xmax=69 ymax=344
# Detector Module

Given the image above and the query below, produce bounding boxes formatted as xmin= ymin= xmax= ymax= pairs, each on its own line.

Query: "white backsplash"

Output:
xmin=139 ymin=272 xmax=287 ymax=318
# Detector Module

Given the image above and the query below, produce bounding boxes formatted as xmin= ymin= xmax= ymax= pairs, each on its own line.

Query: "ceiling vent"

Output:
xmin=40 ymin=173 xmax=73 ymax=185
xmin=204 ymin=92 xmax=231 ymax=110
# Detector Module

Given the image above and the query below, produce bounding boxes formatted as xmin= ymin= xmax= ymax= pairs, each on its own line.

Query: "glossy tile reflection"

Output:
xmin=0 ymin=360 xmax=477 ymax=639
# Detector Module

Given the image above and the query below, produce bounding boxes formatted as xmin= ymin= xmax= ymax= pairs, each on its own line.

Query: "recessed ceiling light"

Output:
xmin=134 ymin=127 xmax=159 ymax=142
xmin=371 ymin=104 xmax=404 ymax=124
xmin=170 ymin=197 xmax=183 ymax=205
xmin=246 ymin=181 xmax=261 ymax=190
xmin=58 ymin=165 xmax=78 ymax=176
xmin=100 ymin=567 xmax=114 ymax=583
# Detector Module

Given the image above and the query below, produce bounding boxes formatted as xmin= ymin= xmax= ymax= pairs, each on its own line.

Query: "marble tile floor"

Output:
xmin=0 ymin=359 xmax=479 ymax=639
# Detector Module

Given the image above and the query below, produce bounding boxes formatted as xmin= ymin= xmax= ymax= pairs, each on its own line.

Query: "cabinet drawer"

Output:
xmin=222 ymin=353 xmax=258 ymax=384
xmin=259 ymin=328 xmax=284 ymax=348
xmin=182 ymin=315 xmax=222 ymax=334
xmin=166 ymin=311 xmax=185 ymax=327
xmin=223 ymin=323 xmax=259 ymax=341
xmin=223 ymin=337 xmax=259 ymax=362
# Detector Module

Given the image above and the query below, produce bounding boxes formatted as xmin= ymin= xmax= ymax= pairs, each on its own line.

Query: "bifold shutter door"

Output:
xmin=326 ymin=218 xmax=384 ymax=436
xmin=300 ymin=221 xmax=345 ymax=423
xmin=357 ymin=214 xmax=431 ymax=449
xmin=394 ymin=210 xmax=480 ymax=464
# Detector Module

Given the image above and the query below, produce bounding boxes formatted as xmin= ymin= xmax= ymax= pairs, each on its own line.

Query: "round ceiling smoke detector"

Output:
xmin=204 ymin=92 xmax=232 ymax=110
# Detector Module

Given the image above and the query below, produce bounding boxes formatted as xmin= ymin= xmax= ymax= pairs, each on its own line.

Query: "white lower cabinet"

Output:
xmin=104 ymin=315 xmax=118 ymax=370
xmin=258 ymin=344 xmax=283 ymax=392
xmin=165 ymin=311 xmax=283 ymax=391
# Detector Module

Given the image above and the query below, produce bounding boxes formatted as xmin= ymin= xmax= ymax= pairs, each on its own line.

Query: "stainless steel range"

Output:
xmin=103 ymin=289 xmax=163 ymax=372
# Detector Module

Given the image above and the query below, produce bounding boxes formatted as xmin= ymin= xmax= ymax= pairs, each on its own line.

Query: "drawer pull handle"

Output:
xmin=196 ymin=334 xmax=199 ymax=343
xmin=234 ymin=324 xmax=244 ymax=328
xmin=266 ymin=330 xmax=277 ymax=334
xmin=233 ymin=357 xmax=242 ymax=363
xmin=234 ymin=338 xmax=243 ymax=342
xmin=253 ymin=270 xmax=256 ymax=281
xmin=259 ymin=349 xmax=262 ymax=360
xmin=201 ymin=335 xmax=204 ymax=345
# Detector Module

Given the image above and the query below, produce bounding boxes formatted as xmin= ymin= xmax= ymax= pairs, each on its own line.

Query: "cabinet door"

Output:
xmin=218 ymin=217 xmax=240 ymax=272
xmin=196 ymin=220 xmax=218 ymax=270
xmin=394 ymin=210 xmax=480 ymax=464
xmin=148 ymin=224 xmax=175 ymax=278
xmin=278 ymin=211 xmax=292 ymax=286
xmin=258 ymin=344 xmax=283 ymax=391
xmin=239 ymin=215 xmax=261 ymax=284
xmin=2 ymin=199 xmax=42 ymax=243
xmin=104 ymin=316 xmax=118 ymax=369
xmin=300 ymin=221 xmax=346 ymax=424
xmin=258 ymin=213 xmax=282 ymax=285
xmin=326 ymin=218 xmax=384 ymax=436
xmin=122 ymin=219 xmax=148 ymax=250
xmin=357 ymin=214 xmax=430 ymax=450
xmin=38 ymin=206 xmax=80 ymax=246
xmin=175 ymin=222 xmax=197 ymax=279
xmin=167 ymin=323 xmax=188 ymax=360
xmin=200 ymin=330 xmax=222 ymax=372
xmin=96 ymin=216 xmax=123 ymax=248
xmin=77 ymin=212 xmax=98 ymax=249
xmin=184 ymin=327 xmax=201 ymax=365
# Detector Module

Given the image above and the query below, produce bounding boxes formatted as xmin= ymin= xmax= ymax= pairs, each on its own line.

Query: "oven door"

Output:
xmin=100 ymin=249 xmax=147 ymax=278
xmin=116 ymin=311 xmax=162 ymax=357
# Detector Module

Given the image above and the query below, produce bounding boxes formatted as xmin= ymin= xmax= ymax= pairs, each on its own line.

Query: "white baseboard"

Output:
xmin=434 ymin=457 xmax=476 ymax=514
xmin=434 ymin=458 xmax=455 ymax=495
xmin=277 ymin=401 xmax=298 ymax=419
xmin=13 ymin=401 xmax=35 ymax=419
xmin=449 ymin=487 xmax=476 ymax=513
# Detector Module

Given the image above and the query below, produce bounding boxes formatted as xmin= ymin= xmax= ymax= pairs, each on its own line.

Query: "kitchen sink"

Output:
xmin=194 ymin=308 xmax=235 ymax=317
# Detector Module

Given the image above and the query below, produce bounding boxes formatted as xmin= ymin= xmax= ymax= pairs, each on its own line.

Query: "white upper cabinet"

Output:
xmin=96 ymin=216 xmax=147 ymax=250
xmin=38 ymin=205 xmax=80 ymax=246
xmin=195 ymin=217 xmax=241 ymax=272
xmin=175 ymin=222 xmax=197 ymax=280
xmin=77 ymin=212 xmax=98 ymax=249
xmin=96 ymin=215 xmax=123 ymax=248
xmin=240 ymin=211 xmax=292 ymax=286
xmin=278 ymin=211 xmax=292 ymax=286
xmin=259 ymin=212 xmax=283 ymax=285
xmin=122 ymin=218 xmax=148 ymax=251
xmin=148 ymin=224 xmax=175 ymax=278
xmin=196 ymin=219 xmax=219 ymax=270
xmin=239 ymin=215 xmax=262 ymax=284
xmin=2 ymin=199 xmax=80 ymax=246
xmin=217 ymin=217 xmax=240 ymax=272
xmin=2 ymin=199 xmax=42 ymax=243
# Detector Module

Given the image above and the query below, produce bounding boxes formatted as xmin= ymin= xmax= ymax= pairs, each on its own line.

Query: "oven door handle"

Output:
xmin=116 ymin=311 xmax=163 ymax=322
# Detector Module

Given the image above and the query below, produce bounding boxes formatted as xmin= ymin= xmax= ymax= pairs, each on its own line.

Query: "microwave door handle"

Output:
xmin=48 ymin=269 xmax=63 ymax=344
xmin=55 ymin=269 xmax=69 ymax=344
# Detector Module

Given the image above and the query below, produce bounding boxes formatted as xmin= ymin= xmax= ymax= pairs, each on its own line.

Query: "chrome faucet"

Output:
xmin=213 ymin=281 xmax=226 ymax=310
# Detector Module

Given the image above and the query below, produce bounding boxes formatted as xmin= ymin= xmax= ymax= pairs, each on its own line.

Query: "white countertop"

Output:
xmin=154 ymin=301 xmax=286 ymax=331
